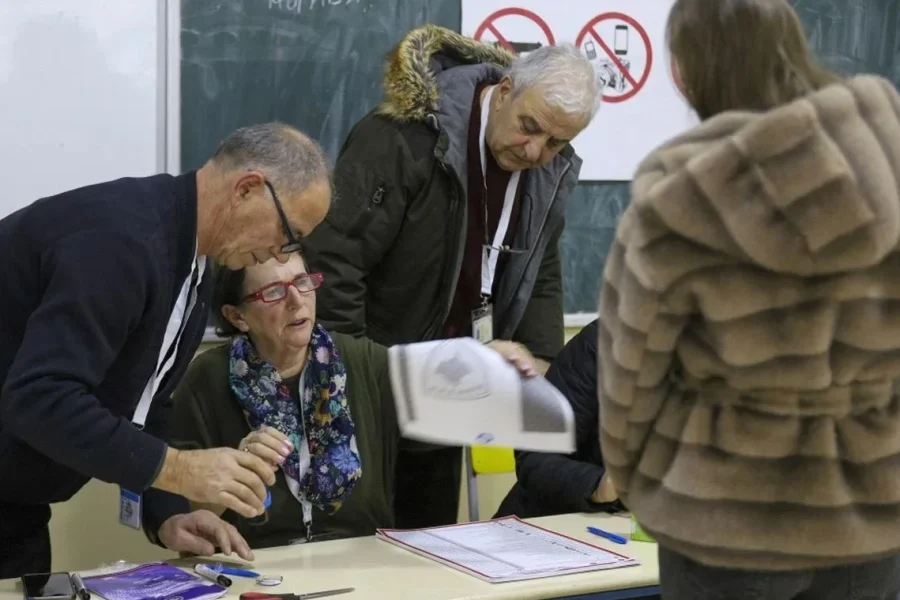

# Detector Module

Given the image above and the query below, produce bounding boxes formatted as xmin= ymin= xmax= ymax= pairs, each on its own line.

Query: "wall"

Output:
xmin=0 ymin=2 xmax=164 ymax=226
xmin=47 ymin=327 xmax=583 ymax=571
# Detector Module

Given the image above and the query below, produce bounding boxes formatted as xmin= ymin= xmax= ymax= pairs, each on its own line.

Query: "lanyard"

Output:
xmin=478 ymin=85 xmax=521 ymax=300
xmin=284 ymin=476 xmax=314 ymax=542
xmin=286 ymin=371 xmax=314 ymax=541
xmin=132 ymin=251 xmax=206 ymax=429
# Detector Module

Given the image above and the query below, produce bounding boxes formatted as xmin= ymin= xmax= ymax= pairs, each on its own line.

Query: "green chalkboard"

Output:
xmin=181 ymin=0 xmax=461 ymax=162
xmin=180 ymin=0 xmax=900 ymax=316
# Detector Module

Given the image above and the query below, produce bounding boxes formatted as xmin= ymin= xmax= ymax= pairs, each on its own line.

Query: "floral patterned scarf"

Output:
xmin=229 ymin=325 xmax=361 ymax=515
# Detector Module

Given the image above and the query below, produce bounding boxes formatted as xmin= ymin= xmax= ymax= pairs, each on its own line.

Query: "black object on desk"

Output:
xmin=69 ymin=574 xmax=90 ymax=600
xmin=20 ymin=572 xmax=75 ymax=600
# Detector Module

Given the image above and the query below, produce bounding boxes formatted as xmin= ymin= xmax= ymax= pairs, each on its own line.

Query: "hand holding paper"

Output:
xmin=485 ymin=339 xmax=540 ymax=377
xmin=388 ymin=338 xmax=575 ymax=452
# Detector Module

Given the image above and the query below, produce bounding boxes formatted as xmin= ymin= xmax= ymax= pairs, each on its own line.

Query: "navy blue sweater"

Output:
xmin=0 ymin=172 xmax=210 ymax=534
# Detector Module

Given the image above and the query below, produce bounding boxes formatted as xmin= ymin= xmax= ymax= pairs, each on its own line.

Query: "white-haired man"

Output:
xmin=303 ymin=25 xmax=600 ymax=528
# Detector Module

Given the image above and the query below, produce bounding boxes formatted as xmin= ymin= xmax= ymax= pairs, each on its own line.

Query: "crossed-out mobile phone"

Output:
xmin=614 ymin=25 xmax=628 ymax=55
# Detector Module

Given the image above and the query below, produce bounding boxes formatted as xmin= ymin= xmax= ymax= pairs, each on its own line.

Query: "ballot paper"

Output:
xmin=376 ymin=517 xmax=639 ymax=583
xmin=388 ymin=338 xmax=576 ymax=452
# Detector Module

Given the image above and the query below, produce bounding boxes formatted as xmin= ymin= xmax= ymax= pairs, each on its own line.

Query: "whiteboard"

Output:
xmin=0 ymin=1 xmax=168 ymax=213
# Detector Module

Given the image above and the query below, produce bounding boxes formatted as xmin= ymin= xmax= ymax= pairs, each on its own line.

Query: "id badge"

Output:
xmin=119 ymin=488 xmax=142 ymax=530
xmin=471 ymin=304 xmax=494 ymax=343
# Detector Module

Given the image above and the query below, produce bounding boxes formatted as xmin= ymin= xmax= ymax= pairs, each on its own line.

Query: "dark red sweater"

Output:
xmin=443 ymin=82 xmax=523 ymax=338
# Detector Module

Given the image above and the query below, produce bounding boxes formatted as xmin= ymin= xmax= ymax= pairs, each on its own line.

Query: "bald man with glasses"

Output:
xmin=0 ymin=123 xmax=331 ymax=578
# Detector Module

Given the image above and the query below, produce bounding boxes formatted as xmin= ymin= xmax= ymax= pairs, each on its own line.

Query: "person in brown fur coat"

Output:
xmin=598 ymin=0 xmax=900 ymax=598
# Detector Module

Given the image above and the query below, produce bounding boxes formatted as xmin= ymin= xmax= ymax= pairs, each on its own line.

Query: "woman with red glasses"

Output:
xmin=153 ymin=253 xmax=537 ymax=549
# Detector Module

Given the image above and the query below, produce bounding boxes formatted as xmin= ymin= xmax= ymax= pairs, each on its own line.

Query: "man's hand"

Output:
xmin=153 ymin=447 xmax=275 ymax=519
xmin=239 ymin=426 xmax=293 ymax=469
xmin=486 ymin=340 xmax=539 ymax=377
xmin=591 ymin=471 xmax=618 ymax=504
xmin=158 ymin=510 xmax=253 ymax=561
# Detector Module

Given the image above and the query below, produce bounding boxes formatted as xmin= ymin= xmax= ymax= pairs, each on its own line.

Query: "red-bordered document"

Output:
xmin=376 ymin=516 xmax=639 ymax=583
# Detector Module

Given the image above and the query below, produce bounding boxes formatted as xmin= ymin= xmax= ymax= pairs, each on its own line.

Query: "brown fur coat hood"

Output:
xmin=377 ymin=25 xmax=514 ymax=123
xmin=598 ymin=75 xmax=900 ymax=570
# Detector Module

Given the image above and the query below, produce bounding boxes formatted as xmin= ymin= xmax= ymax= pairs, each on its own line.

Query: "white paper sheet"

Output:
xmin=376 ymin=517 xmax=639 ymax=583
xmin=388 ymin=338 xmax=575 ymax=453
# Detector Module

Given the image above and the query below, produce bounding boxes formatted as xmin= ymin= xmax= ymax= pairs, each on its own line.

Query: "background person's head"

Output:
xmin=213 ymin=254 xmax=321 ymax=369
xmin=667 ymin=0 xmax=839 ymax=120
xmin=196 ymin=122 xmax=332 ymax=269
xmin=486 ymin=44 xmax=601 ymax=171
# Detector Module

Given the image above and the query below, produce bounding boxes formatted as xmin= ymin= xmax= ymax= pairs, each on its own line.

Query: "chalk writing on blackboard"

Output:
xmin=269 ymin=0 xmax=361 ymax=14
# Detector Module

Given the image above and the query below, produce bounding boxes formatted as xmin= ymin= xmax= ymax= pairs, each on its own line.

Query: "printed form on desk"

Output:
xmin=388 ymin=338 xmax=576 ymax=452
xmin=376 ymin=517 xmax=639 ymax=583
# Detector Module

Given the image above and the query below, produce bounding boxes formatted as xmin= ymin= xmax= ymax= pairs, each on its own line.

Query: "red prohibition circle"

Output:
xmin=576 ymin=12 xmax=653 ymax=103
xmin=473 ymin=7 xmax=556 ymax=52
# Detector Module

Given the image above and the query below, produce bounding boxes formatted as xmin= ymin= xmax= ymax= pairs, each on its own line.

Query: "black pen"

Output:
xmin=70 ymin=573 xmax=91 ymax=600
xmin=194 ymin=564 xmax=232 ymax=587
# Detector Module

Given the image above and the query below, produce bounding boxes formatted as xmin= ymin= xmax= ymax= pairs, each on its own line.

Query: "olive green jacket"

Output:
xmin=303 ymin=25 xmax=579 ymax=360
xmin=167 ymin=332 xmax=404 ymax=548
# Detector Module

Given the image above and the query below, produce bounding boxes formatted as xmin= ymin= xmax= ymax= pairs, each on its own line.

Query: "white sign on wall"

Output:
xmin=462 ymin=1 xmax=699 ymax=181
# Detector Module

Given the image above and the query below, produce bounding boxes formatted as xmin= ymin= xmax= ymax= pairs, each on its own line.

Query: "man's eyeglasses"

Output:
xmin=243 ymin=273 xmax=324 ymax=303
xmin=265 ymin=180 xmax=304 ymax=254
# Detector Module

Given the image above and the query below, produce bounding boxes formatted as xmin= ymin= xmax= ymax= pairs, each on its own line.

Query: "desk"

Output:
xmin=0 ymin=514 xmax=659 ymax=600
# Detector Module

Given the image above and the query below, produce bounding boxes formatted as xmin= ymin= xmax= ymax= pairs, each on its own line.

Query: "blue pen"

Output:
xmin=209 ymin=564 xmax=261 ymax=578
xmin=248 ymin=489 xmax=272 ymax=526
xmin=586 ymin=526 xmax=628 ymax=545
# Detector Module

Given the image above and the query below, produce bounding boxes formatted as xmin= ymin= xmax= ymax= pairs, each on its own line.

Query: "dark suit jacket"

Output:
xmin=0 ymin=172 xmax=209 ymax=537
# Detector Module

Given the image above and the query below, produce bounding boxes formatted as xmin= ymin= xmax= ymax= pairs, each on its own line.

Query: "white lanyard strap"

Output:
xmin=132 ymin=254 xmax=205 ymax=428
xmin=478 ymin=85 xmax=521 ymax=299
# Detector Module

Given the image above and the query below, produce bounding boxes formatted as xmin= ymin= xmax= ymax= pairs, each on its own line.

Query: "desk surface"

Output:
xmin=0 ymin=514 xmax=659 ymax=600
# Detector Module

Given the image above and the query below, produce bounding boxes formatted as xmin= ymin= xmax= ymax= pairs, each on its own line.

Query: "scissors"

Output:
xmin=240 ymin=589 xmax=354 ymax=600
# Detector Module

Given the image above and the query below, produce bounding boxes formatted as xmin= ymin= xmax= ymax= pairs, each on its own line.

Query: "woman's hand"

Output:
xmin=486 ymin=340 xmax=539 ymax=378
xmin=238 ymin=425 xmax=294 ymax=469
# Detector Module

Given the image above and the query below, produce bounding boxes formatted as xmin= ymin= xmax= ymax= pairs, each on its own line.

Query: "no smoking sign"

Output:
xmin=577 ymin=12 xmax=653 ymax=103
xmin=473 ymin=8 xmax=555 ymax=55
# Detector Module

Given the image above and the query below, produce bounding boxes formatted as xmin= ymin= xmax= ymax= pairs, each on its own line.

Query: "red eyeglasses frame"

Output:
xmin=243 ymin=272 xmax=324 ymax=303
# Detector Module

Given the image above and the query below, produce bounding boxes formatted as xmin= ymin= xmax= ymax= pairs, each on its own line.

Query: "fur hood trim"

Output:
xmin=378 ymin=25 xmax=515 ymax=122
